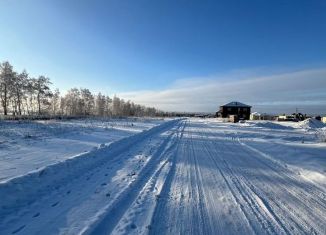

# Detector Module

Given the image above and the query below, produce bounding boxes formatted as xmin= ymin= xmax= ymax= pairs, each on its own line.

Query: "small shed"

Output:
xmin=216 ymin=101 xmax=251 ymax=120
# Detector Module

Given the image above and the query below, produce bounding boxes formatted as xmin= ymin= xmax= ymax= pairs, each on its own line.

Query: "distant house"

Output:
xmin=277 ymin=115 xmax=297 ymax=122
xmin=321 ymin=117 xmax=326 ymax=123
xmin=250 ymin=112 xmax=261 ymax=120
xmin=216 ymin=101 xmax=251 ymax=120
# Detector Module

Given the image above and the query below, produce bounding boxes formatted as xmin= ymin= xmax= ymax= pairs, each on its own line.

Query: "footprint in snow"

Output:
xmin=33 ymin=212 xmax=40 ymax=218
xmin=11 ymin=225 xmax=26 ymax=234
xmin=38 ymin=170 xmax=45 ymax=177
xmin=128 ymin=172 xmax=136 ymax=177
xmin=51 ymin=202 xmax=59 ymax=207
xmin=101 ymin=183 xmax=107 ymax=186
xmin=66 ymin=190 xmax=71 ymax=194
xmin=94 ymin=189 xmax=101 ymax=194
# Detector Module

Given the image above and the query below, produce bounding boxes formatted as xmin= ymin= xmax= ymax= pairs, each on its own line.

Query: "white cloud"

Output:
xmin=118 ymin=68 xmax=326 ymax=114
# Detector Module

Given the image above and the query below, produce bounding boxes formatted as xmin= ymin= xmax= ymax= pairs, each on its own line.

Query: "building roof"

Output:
xmin=251 ymin=112 xmax=261 ymax=116
xmin=221 ymin=101 xmax=251 ymax=108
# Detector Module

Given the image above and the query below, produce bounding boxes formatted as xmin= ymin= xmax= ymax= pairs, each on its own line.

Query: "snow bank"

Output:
xmin=0 ymin=118 xmax=166 ymax=182
xmin=295 ymin=118 xmax=326 ymax=129
xmin=248 ymin=121 xmax=293 ymax=130
xmin=248 ymin=119 xmax=326 ymax=131
xmin=316 ymin=127 xmax=326 ymax=143
xmin=0 ymin=119 xmax=179 ymax=216
xmin=300 ymin=169 xmax=326 ymax=188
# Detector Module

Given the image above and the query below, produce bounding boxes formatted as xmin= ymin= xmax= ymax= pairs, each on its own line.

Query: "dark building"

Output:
xmin=216 ymin=101 xmax=251 ymax=120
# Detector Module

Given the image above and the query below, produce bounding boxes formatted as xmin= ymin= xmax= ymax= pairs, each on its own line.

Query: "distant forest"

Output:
xmin=0 ymin=61 xmax=164 ymax=118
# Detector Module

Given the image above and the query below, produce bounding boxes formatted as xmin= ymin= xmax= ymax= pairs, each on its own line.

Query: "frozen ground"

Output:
xmin=0 ymin=118 xmax=165 ymax=182
xmin=0 ymin=118 xmax=325 ymax=235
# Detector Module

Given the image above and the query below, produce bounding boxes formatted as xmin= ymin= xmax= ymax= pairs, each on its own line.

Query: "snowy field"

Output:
xmin=0 ymin=118 xmax=166 ymax=182
xmin=0 ymin=118 xmax=325 ymax=234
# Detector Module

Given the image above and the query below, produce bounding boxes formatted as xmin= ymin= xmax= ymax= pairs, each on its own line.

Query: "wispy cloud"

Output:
xmin=119 ymin=68 xmax=326 ymax=114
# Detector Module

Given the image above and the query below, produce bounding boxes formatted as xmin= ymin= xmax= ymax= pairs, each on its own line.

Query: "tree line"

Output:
xmin=0 ymin=61 xmax=162 ymax=117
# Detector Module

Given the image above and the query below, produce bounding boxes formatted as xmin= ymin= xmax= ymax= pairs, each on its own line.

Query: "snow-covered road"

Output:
xmin=1 ymin=119 xmax=325 ymax=235
xmin=150 ymin=120 xmax=326 ymax=235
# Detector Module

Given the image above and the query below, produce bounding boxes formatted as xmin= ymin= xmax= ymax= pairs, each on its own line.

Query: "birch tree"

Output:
xmin=34 ymin=76 xmax=52 ymax=115
xmin=0 ymin=62 xmax=15 ymax=115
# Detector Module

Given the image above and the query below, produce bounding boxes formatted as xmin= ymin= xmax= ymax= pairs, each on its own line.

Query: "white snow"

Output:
xmin=295 ymin=118 xmax=326 ymax=129
xmin=0 ymin=118 xmax=166 ymax=182
xmin=0 ymin=118 xmax=325 ymax=235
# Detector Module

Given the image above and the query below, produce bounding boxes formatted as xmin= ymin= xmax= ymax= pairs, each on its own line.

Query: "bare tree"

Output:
xmin=112 ymin=96 xmax=121 ymax=117
xmin=80 ymin=88 xmax=94 ymax=115
xmin=0 ymin=60 xmax=161 ymax=118
xmin=25 ymin=78 xmax=36 ymax=115
xmin=51 ymin=89 xmax=60 ymax=115
xmin=34 ymin=76 xmax=52 ymax=115
xmin=64 ymin=88 xmax=80 ymax=116
xmin=104 ymin=96 xmax=112 ymax=116
xmin=0 ymin=61 xmax=15 ymax=115
xmin=11 ymin=70 xmax=28 ymax=115
xmin=95 ymin=92 xmax=106 ymax=116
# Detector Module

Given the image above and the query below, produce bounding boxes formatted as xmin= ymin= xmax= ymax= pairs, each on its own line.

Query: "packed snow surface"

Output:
xmin=0 ymin=118 xmax=325 ymax=235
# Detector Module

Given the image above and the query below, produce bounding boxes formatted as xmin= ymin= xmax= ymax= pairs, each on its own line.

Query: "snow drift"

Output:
xmin=295 ymin=118 xmax=326 ymax=129
xmin=249 ymin=121 xmax=293 ymax=130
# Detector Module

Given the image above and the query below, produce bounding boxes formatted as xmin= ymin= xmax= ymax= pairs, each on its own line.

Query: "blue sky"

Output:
xmin=0 ymin=0 xmax=326 ymax=113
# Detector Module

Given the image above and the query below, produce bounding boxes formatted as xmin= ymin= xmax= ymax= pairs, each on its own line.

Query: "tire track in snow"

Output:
xmin=219 ymin=144 xmax=288 ymax=234
xmin=152 ymin=120 xmax=326 ymax=235
xmin=208 ymin=127 xmax=325 ymax=234
xmin=0 ymin=120 xmax=181 ymax=235
xmin=201 ymin=137 xmax=275 ymax=234
xmin=240 ymin=140 xmax=326 ymax=207
xmin=84 ymin=121 xmax=184 ymax=235
xmin=152 ymin=120 xmax=266 ymax=234
xmin=111 ymin=121 xmax=187 ymax=234
xmin=3 ymin=119 xmax=325 ymax=235
xmin=161 ymin=125 xmax=213 ymax=234
xmin=188 ymin=130 xmax=213 ymax=234
xmin=149 ymin=121 xmax=188 ymax=234
xmin=112 ymin=122 xmax=186 ymax=234
xmin=180 ymin=121 xmax=209 ymax=234
xmin=214 ymin=137 xmax=310 ymax=234
xmin=152 ymin=121 xmax=253 ymax=234
xmin=233 ymin=140 xmax=326 ymax=234
xmin=203 ymin=126 xmax=314 ymax=234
